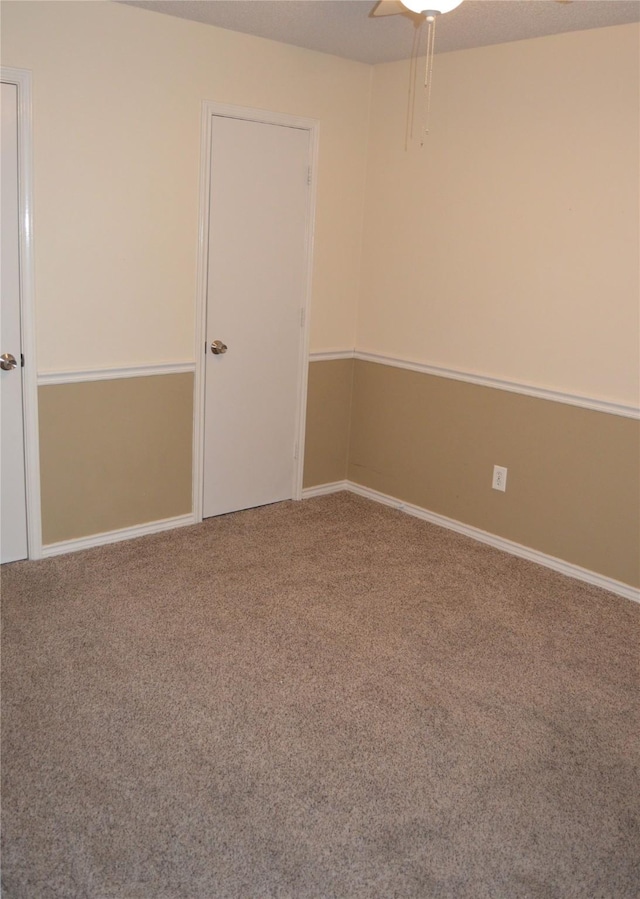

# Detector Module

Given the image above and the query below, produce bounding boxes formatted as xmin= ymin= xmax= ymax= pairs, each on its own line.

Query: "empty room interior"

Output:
xmin=1 ymin=1 xmax=639 ymax=897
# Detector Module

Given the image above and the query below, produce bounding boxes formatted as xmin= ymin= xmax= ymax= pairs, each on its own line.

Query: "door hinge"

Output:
xmin=300 ymin=308 xmax=305 ymax=328
xmin=21 ymin=354 xmax=25 ymax=368
xmin=307 ymin=167 xmax=312 ymax=186
xmin=294 ymin=441 xmax=299 ymax=461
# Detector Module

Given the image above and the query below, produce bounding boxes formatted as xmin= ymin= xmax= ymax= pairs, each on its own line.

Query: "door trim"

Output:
xmin=1 ymin=67 xmax=42 ymax=560
xmin=193 ymin=102 xmax=319 ymax=522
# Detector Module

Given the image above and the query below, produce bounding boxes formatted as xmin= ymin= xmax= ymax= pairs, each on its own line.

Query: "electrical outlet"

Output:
xmin=492 ymin=465 xmax=508 ymax=492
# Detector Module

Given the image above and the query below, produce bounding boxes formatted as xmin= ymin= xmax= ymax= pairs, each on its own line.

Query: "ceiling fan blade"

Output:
xmin=371 ymin=0 xmax=406 ymax=17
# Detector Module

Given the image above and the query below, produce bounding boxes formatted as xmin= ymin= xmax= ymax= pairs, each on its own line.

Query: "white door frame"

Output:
xmin=1 ymin=67 xmax=41 ymax=559
xmin=192 ymin=102 xmax=319 ymax=523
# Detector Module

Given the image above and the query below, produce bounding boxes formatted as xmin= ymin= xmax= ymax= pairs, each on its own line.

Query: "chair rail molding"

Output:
xmin=37 ymin=361 xmax=195 ymax=385
xmin=308 ymin=350 xmax=640 ymax=420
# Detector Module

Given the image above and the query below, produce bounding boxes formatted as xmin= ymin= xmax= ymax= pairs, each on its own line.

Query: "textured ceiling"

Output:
xmin=119 ymin=0 xmax=640 ymax=64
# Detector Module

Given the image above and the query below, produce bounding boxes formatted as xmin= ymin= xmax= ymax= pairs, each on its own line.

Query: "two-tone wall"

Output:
xmin=304 ymin=355 xmax=640 ymax=592
xmin=2 ymin=0 xmax=371 ymax=547
xmin=3 ymin=2 xmax=638 ymax=592
xmin=305 ymin=24 xmax=640 ymax=593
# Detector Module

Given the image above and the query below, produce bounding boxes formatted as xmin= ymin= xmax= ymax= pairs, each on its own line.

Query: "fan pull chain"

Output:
xmin=421 ymin=14 xmax=437 ymax=144
xmin=405 ymin=22 xmax=422 ymax=150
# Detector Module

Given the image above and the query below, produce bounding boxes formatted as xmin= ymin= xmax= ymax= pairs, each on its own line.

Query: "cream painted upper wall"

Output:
xmin=359 ymin=24 xmax=640 ymax=406
xmin=2 ymin=1 xmax=371 ymax=369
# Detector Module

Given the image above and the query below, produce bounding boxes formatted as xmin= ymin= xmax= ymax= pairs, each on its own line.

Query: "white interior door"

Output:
xmin=202 ymin=115 xmax=310 ymax=518
xmin=1 ymin=81 xmax=28 ymax=563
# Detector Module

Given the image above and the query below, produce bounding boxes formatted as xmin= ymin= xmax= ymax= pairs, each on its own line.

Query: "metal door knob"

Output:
xmin=211 ymin=340 xmax=228 ymax=355
xmin=0 ymin=353 xmax=18 ymax=371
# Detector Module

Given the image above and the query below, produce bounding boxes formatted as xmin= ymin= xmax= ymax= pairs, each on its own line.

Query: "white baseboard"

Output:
xmin=40 ymin=513 xmax=196 ymax=558
xmin=302 ymin=480 xmax=639 ymax=604
xmin=301 ymin=480 xmax=349 ymax=499
xmin=39 ymin=484 xmax=639 ymax=604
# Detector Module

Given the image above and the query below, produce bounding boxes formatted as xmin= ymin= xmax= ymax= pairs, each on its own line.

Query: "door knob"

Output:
xmin=0 ymin=353 xmax=18 ymax=371
xmin=211 ymin=340 xmax=228 ymax=355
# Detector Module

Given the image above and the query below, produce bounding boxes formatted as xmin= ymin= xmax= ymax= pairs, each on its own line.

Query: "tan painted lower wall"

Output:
xmin=345 ymin=361 xmax=639 ymax=588
xmin=302 ymin=359 xmax=639 ymax=588
xmin=303 ymin=358 xmax=354 ymax=488
xmin=38 ymin=374 xmax=193 ymax=544
xmin=37 ymin=361 xmax=639 ymax=589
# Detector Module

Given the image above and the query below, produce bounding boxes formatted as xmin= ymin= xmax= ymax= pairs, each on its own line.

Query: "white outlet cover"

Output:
xmin=492 ymin=465 xmax=508 ymax=492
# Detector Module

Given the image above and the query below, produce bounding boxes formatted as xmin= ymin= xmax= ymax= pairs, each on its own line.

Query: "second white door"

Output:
xmin=202 ymin=115 xmax=311 ymax=518
xmin=1 ymin=81 xmax=28 ymax=563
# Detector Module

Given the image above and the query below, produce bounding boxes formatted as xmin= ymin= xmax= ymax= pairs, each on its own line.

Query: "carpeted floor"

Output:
xmin=1 ymin=492 xmax=639 ymax=898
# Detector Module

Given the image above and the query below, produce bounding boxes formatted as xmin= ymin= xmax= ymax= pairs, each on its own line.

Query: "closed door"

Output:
xmin=1 ymin=81 xmax=28 ymax=563
xmin=202 ymin=115 xmax=311 ymax=518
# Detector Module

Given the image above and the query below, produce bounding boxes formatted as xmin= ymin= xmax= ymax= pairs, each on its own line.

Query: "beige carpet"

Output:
xmin=1 ymin=492 xmax=638 ymax=898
